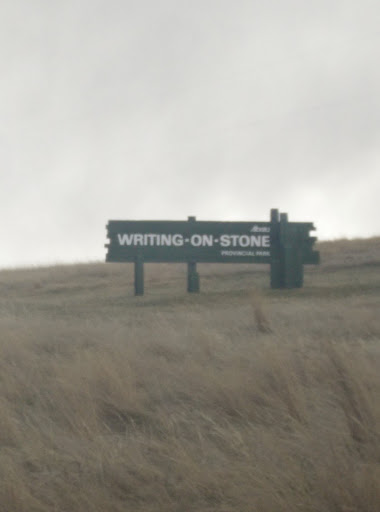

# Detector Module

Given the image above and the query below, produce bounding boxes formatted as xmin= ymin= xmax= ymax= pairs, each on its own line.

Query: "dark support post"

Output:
xmin=280 ymin=213 xmax=292 ymax=288
xmin=187 ymin=216 xmax=200 ymax=293
xmin=134 ymin=254 xmax=144 ymax=296
xmin=187 ymin=261 xmax=200 ymax=293
xmin=280 ymin=213 xmax=303 ymax=288
xmin=294 ymin=248 xmax=304 ymax=288
xmin=285 ymin=246 xmax=304 ymax=288
xmin=270 ymin=208 xmax=283 ymax=289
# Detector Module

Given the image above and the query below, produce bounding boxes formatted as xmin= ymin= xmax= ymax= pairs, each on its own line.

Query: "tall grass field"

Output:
xmin=0 ymin=237 xmax=379 ymax=511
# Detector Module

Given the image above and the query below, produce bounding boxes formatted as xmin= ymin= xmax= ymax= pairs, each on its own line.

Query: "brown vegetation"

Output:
xmin=0 ymin=238 xmax=379 ymax=511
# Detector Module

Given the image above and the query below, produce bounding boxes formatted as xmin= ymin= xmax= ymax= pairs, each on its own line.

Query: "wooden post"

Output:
xmin=280 ymin=212 xmax=292 ymax=288
xmin=187 ymin=261 xmax=200 ymax=293
xmin=134 ymin=254 xmax=144 ymax=296
xmin=187 ymin=216 xmax=200 ymax=293
xmin=270 ymin=208 xmax=283 ymax=289
xmin=280 ymin=213 xmax=303 ymax=288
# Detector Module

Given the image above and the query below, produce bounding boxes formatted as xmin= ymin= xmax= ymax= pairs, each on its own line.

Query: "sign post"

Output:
xmin=105 ymin=209 xmax=319 ymax=295
xmin=270 ymin=208 xmax=282 ymax=288
xmin=134 ymin=253 xmax=144 ymax=296
xmin=187 ymin=216 xmax=200 ymax=293
xmin=187 ymin=261 xmax=200 ymax=293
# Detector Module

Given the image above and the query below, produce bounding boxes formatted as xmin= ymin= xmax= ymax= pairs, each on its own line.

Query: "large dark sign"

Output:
xmin=105 ymin=209 xmax=319 ymax=294
xmin=106 ymin=219 xmax=272 ymax=264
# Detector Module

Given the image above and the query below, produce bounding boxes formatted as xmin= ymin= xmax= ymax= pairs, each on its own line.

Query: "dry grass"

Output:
xmin=0 ymin=238 xmax=379 ymax=511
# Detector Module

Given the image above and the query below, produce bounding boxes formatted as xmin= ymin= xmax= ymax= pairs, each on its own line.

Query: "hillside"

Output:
xmin=0 ymin=237 xmax=379 ymax=512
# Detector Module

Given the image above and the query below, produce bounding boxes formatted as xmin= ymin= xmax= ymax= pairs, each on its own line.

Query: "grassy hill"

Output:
xmin=0 ymin=238 xmax=379 ymax=512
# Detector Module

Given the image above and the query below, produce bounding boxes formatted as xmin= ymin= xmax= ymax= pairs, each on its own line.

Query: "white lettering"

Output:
xmin=202 ymin=234 xmax=213 ymax=247
xmin=221 ymin=250 xmax=270 ymax=257
xmin=117 ymin=234 xmax=134 ymax=246
xmin=239 ymin=235 xmax=250 ymax=247
xmin=161 ymin=234 xmax=172 ymax=246
xmin=220 ymin=234 xmax=230 ymax=247
xmin=172 ymin=234 xmax=184 ymax=246
xmin=250 ymin=236 xmax=261 ymax=247
xmin=250 ymin=225 xmax=270 ymax=233
xmin=116 ymin=232 xmax=269 ymax=249
xmin=144 ymin=234 xmax=156 ymax=245
xmin=134 ymin=234 xmax=143 ymax=245
xmin=191 ymin=234 xmax=202 ymax=247
xmin=230 ymin=235 xmax=239 ymax=247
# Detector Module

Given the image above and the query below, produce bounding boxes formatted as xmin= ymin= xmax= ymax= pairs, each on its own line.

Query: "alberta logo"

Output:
xmin=250 ymin=225 xmax=270 ymax=233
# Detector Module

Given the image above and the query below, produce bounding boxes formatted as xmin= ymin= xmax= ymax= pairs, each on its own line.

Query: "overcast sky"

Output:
xmin=1 ymin=0 xmax=379 ymax=267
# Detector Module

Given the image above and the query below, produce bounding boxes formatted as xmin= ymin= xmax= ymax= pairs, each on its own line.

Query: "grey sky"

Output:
xmin=1 ymin=0 xmax=379 ymax=267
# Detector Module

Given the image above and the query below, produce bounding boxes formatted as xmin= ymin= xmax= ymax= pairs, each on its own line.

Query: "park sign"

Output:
xmin=107 ymin=219 xmax=272 ymax=264
xmin=105 ymin=209 xmax=319 ymax=295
